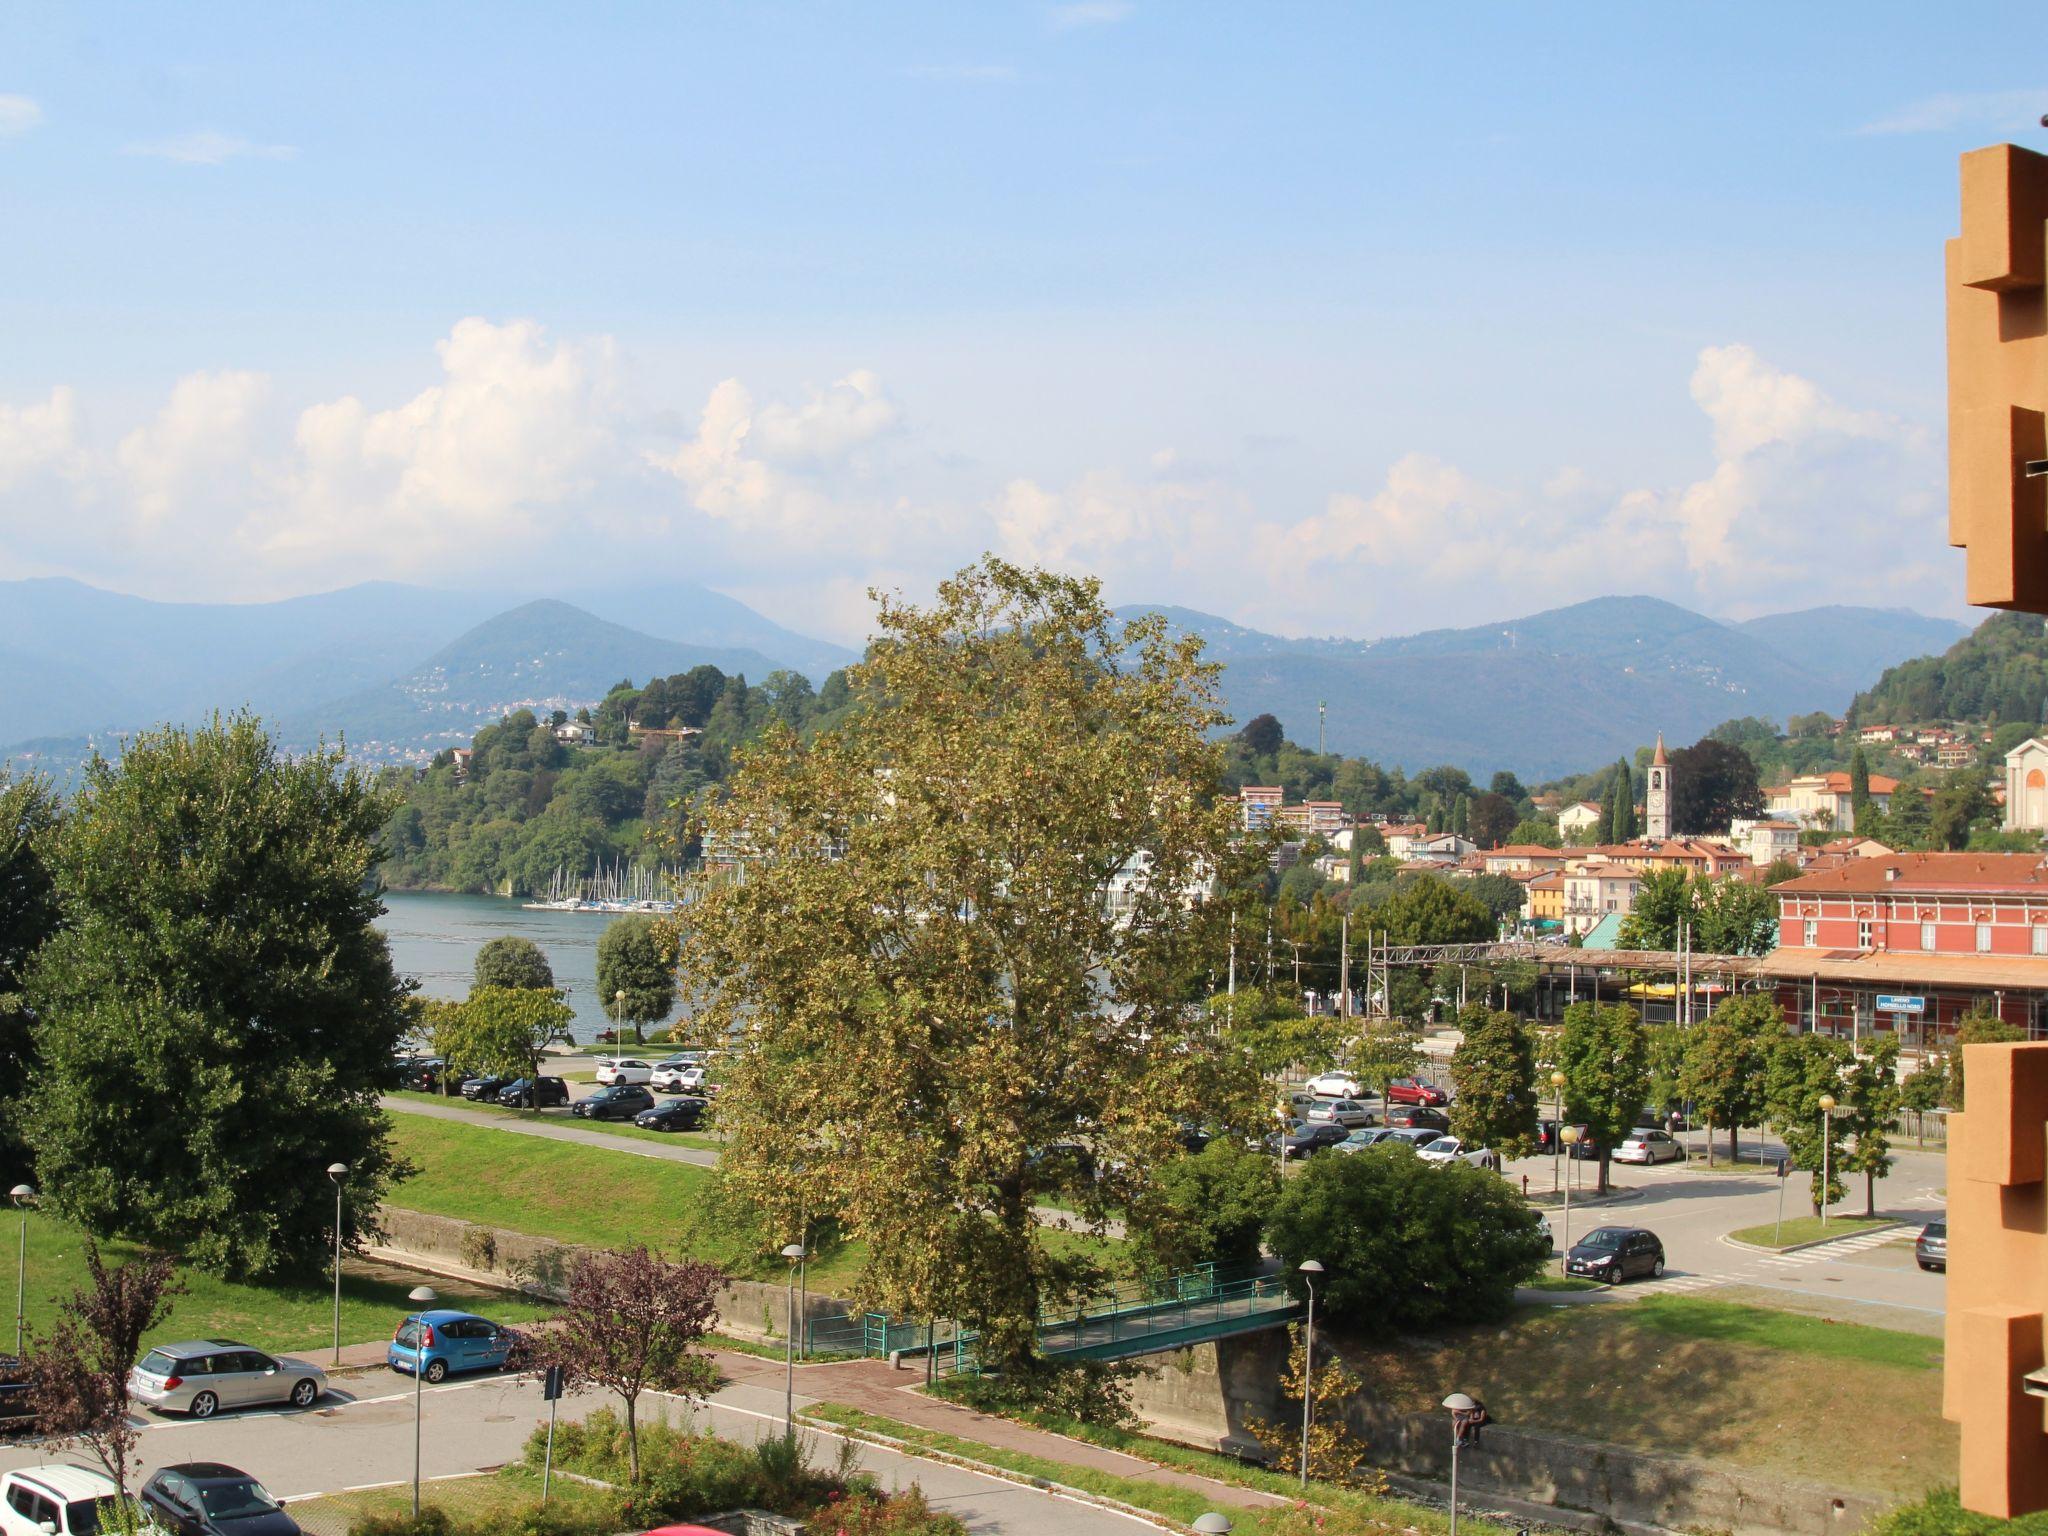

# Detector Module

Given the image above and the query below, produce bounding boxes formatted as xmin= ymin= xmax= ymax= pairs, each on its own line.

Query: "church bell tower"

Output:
xmin=1645 ymin=734 xmax=1672 ymax=841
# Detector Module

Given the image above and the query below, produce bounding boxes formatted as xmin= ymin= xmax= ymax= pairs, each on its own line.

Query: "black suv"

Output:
xmin=496 ymin=1077 xmax=571 ymax=1110
xmin=459 ymin=1074 xmax=515 ymax=1102
xmin=634 ymin=1096 xmax=709 ymax=1133
xmin=574 ymin=1084 xmax=656 ymax=1121
xmin=1565 ymin=1226 xmax=1665 ymax=1284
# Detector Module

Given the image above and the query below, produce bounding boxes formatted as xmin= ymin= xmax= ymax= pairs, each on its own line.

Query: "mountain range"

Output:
xmin=0 ymin=578 xmax=1968 ymax=782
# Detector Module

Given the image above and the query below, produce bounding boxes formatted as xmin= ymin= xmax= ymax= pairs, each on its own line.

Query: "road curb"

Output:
xmin=1720 ymin=1222 xmax=1907 ymax=1257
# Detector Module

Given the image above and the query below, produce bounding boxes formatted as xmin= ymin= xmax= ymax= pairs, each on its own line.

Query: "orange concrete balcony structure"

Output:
xmin=1948 ymin=144 xmax=2048 ymax=611
xmin=1946 ymin=1042 xmax=2048 ymax=1515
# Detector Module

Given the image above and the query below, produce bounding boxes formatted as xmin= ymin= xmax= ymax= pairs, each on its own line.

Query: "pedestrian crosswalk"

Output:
xmin=1555 ymin=1224 xmax=1913 ymax=1302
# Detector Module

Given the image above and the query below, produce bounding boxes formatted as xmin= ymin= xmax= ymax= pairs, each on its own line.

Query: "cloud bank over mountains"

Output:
xmin=0 ymin=319 xmax=1948 ymax=644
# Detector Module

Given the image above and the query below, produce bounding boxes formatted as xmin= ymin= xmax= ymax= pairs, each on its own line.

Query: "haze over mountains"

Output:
xmin=0 ymin=578 xmax=1966 ymax=781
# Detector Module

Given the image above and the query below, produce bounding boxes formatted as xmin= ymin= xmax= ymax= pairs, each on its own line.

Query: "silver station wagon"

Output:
xmin=128 ymin=1339 xmax=328 ymax=1418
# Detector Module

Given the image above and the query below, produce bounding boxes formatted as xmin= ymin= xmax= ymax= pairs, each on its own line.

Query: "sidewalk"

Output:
xmin=718 ymin=1350 xmax=1285 ymax=1512
xmin=382 ymin=1094 xmax=718 ymax=1167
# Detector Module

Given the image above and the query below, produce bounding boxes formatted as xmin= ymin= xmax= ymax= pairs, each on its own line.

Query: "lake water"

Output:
xmin=374 ymin=889 xmax=685 ymax=1042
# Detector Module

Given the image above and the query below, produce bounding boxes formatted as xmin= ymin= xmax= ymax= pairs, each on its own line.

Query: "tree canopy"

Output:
xmin=474 ymin=935 xmax=556 ymax=993
xmin=596 ymin=915 xmax=678 ymax=1041
xmin=1554 ymin=1000 xmax=1648 ymax=1191
xmin=1668 ymin=737 xmax=1764 ymax=834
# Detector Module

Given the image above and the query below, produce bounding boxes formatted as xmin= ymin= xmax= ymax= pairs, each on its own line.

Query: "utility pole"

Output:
xmin=1266 ymin=919 xmax=1274 ymax=991
xmin=1226 ymin=911 xmax=1237 ymax=1022
xmin=1339 ymin=914 xmax=1351 ymax=1018
xmin=1288 ymin=940 xmax=1304 ymax=994
xmin=1317 ymin=701 xmax=1326 ymax=756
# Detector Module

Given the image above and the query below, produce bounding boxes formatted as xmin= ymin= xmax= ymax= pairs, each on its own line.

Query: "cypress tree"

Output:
xmin=1848 ymin=745 xmax=1872 ymax=833
xmin=1613 ymin=760 xmax=1637 ymax=841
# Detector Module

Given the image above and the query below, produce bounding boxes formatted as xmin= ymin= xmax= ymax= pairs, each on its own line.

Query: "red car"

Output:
xmin=1386 ymin=1077 xmax=1449 ymax=1107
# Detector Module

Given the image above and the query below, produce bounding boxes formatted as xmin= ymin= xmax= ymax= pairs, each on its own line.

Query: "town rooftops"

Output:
xmin=1486 ymin=843 xmax=1571 ymax=858
xmin=1764 ymin=771 xmax=1902 ymax=796
xmin=1771 ymin=851 xmax=2048 ymax=896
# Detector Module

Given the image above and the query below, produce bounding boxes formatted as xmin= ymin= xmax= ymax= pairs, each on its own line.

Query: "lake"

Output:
xmin=374 ymin=889 xmax=685 ymax=1042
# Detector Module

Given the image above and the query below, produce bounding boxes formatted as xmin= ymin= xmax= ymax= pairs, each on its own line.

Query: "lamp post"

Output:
xmin=1817 ymin=1094 xmax=1837 ymax=1227
xmin=1558 ymin=1126 xmax=1580 ymax=1267
xmin=327 ymin=1163 xmax=348 ymax=1365
xmin=780 ymin=1243 xmax=806 ymax=1440
xmin=1442 ymin=1392 xmax=1479 ymax=1536
xmin=1275 ymin=1100 xmax=1291 ymax=1183
xmin=613 ymin=989 xmax=628 ymax=1052
xmin=8 ymin=1185 xmax=32 ymax=1360
xmin=1297 ymin=1259 xmax=1324 ymax=1486
xmin=1548 ymin=1071 xmax=1566 ymax=1193
xmin=407 ymin=1284 xmax=436 ymax=1516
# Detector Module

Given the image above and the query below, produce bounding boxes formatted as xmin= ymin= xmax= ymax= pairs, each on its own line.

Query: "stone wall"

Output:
xmin=370 ymin=1204 xmax=846 ymax=1342
xmin=1126 ymin=1336 xmax=1887 ymax=1536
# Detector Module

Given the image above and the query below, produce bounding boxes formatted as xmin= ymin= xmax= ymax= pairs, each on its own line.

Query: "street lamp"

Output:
xmin=613 ymin=989 xmax=628 ymax=1051
xmin=408 ymin=1284 xmax=437 ymax=1516
xmin=1297 ymin=1259 xmax=1324 ymax=1486
xmin=1548 ymin=1071 xmax=1566 ymax=1193
xmin=9 ymin=1185 xmax=32 ymax=1359
xmin=1193 ymin=1517 xmax=1234 ymax=1536
xmin=1817 ymin=1094 xmax=1837 ymax=1228
xmin=327 ymin=1164 xmax=348 ymax=1365
xmin=1275 ymin=1099 xmax=1292 ymax=1183
xmin=780 ymin=1243 xmax=806 ymax=1440
xmin=1442 ymin=1392 xmax=1478 ymax=1536
xmin=1558 ymin=1127 xmax=1581 ymax=1266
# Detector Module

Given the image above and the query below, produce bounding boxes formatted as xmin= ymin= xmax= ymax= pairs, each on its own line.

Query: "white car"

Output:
xmin=1417 ymin=1136 xmax=1500 ymax=1171
xmin=648 ymin=1056 xmax=701 ymax=1091
xmin=1613 ymin=1128 xmax=1686 ymax=1165
xmin=1303 ymin=1098 xmax=1375 ymax=1129
xmin=594 ymin=1058 xmax=653 ymax=1086
xmin=1304 ymin=1072 xmax=1364 ymax=1099
xmin=0 ymin=1466 xmax=124 ymax=1536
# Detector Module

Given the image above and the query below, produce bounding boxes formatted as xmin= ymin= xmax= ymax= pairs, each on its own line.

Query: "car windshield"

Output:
xmin=137 ymin=1349 xmax=177 ymax=1375
xmin=1579 ymin=1230 xmax=1625 ymax=1250
xmin=197 ymin=1480 xmax=281 ymax=1519
xmin=1926 ymin=1223 xmax=1947 ymax=1238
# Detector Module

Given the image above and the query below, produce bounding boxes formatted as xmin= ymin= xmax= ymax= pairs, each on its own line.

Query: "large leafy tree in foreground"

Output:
xmin=679 ymin=559 xmax=1255 ymax=1366
xmin=0 ymin=772 xmax=62 ymax=1175
xmin=23 ymin=717 xmax=412 ymax=1277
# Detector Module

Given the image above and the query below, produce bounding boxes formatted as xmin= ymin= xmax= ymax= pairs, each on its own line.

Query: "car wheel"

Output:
xmin=290 ymin=1377 xmax=318 ymax=1408
xmin=1651 ymin=1258 xmax=1665 ymax=1278
xmin=190 ymin=1390 xmax=219 ymax=1419
xmin=424 ymin=1358 xmax=449 ymax=1384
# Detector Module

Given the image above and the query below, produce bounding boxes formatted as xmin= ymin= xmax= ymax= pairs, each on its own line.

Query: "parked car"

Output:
xmin=389 ymin=1309 xmax=515 ymax=1383
xmin=673 ymin=1065 xmax=713 ymax=1093
xmin=1336 ymin=1127 xmax=1399 ymax=1153
xmin=574 ymin=1084 xmax=656 ymax=1121
xmin=128 ymin=1341 xmax=327 ymax=1419
xmin=0 ymin=1466 xmax=125 ymax=1536
xmin=1267 ymin=1121 xmax=1351 ymax=1159
xmin=634 ymin=1096 xmax=710 ymax=1133
xmin=1564 ymin=1227 xmax=1666 ymax=1284
xmin=1385 ymin=1077 xmax=1449 ymax=1107
xmin=393 ymin=1056 xmax=444 ymax=1093
xmin=458 ymin=1073 xmax=515 ymax=1102
xmin=1635 ymin=1106 xmax=1691 ymax=1133
xmin=140 ymin=1463 xmax=300 ymax=1536
xmin=648 ymin=1057 xmax=702 ymax=1091
xmin=1417 ymin=1135 xmax=1499 ymax=1170
xmin=594 ymin=1058 xmax=654 ymax=1086
xmin=1535 ymin=1211 xmax=1554 ymax=1251
xmin=1304 ymin=1072 xmax=1365 ymax=1099
xmin=1916 ymin=1219 xmax=1948 ymax=1272
xmin=496 ymin=1076 xmax=571 ymax=1110
xmin=1533 ymin=1119 xmax=1563 ymax=1153
xmin=1375 ymin=1126 xmax=1445 ymax=1150
xmin=1381 ymin=1104 xmax=1450 ymax=1132
xmin=1613 ymin=1129 xmax=1686 ymax=1165
xmin=1303 ymin=1098 xmax=1375 ymax=1129
xmin=1174 ymin=1120 xmax=1213 ymax=1154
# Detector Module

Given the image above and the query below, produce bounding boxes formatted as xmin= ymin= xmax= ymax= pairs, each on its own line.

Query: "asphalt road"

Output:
xmin=0 ymin=1369 xmax=1169 ymax=1535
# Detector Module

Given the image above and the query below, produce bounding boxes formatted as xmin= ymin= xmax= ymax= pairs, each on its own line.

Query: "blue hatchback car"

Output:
xmin=387 ymin=1309 xmax=514 ymax=1383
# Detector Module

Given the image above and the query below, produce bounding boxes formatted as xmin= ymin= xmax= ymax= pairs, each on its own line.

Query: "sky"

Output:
xmin=0 ymin=2 xmax=2042 ymax=644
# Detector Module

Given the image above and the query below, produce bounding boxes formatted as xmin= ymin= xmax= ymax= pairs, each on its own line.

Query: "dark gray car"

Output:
xmin=1916 ymin=1220 xmax=1947 ymax=1272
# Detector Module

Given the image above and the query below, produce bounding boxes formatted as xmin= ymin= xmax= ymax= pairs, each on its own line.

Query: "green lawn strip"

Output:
xmin=389 ymin=1089 xmax=722 ymax=1151
xmin=286 ymin=1465 xmax=618 ymax=1531
xmin=808 ymin=1402 xmax=1500 ymax=1536
xmin=10 ymin=1212 xmax=552 ymax=1358
xmin=1727 ymin=1214 xmax=1898 ymax=1250
xmin=1627 ymin=1295 xmax=1942 ymax=1371
xmin=1523 ymin=1274 xmax=1601 ymax=1292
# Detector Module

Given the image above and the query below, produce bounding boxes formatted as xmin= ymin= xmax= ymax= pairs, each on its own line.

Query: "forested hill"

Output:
xmin=376 ymin=662 xmax=852 ymax=894
xmin=1847 ymin=611 xmax=2048 ymax=727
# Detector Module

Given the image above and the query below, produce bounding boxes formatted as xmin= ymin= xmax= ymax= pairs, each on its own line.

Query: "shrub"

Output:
xmin=934 ymin=1360 xmax=1138 ymax=1430
xmin=1263 ymin=1144 xmax=1548 ymax=1335
xmin=1130 ymin=1137 xmax=1277 ymax=1275
xmin=1868 ymin=1486 xmax=2048 ymax=1536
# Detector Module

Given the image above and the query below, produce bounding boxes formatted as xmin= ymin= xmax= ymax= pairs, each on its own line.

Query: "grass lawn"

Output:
xmin=9 ymin=1212 xmax=553 ymax=1358
xmin=286 ymin=1466 xmax=617 ymax=1536
xmin=389 ymin=1089 xmax=722 ymax=1152
xmin=1727 ymin=1214 xmax=1897 ymax=1249
xmin=1523 ymin=1274 xmax=1601 ymax=1292
xmin=808 ymin=1403 xmax=1506 ymax=1536
xmin=1336 ymin=1293 xmax=1948 ymax=1496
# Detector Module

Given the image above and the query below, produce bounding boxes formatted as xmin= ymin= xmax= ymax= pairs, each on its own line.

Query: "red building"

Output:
xmin=1764 ymin=853 xmax=2048 ymax=1046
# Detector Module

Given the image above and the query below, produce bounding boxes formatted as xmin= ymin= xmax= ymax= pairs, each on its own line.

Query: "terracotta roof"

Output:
xmin=1771 ymin=851 xmax=2048 ymax=895
xmin=1758 ymin=946 xmax=2048 ymax=990
xmin=1486 ymin=844 xmax=1571 ymax=858
xmin=1652 ymin=733 xmax=1667 ymax=767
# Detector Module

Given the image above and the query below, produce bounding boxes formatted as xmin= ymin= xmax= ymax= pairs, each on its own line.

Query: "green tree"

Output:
xmin=1469 ymin=792 xmax=1516 ymax=847
xmin=1840 ymin=1037 xmax=1901 ymax=1217
xmin=1263 ymin=1146 xmax=1548 ymax=1334
xmin=1693 ymin=877 xmax=1779 ymax=955
xmin=1617 ymin=867 xmax=1692 ymax=951
xmin=0 ymin=772 xmax=61 ymax=1174
xmin=596 ymin=915 xmax=678 ymax=1043
xmin=434 ymin=986 xmax=575 ymax=1082
xmin=1667 ymin=738 xmax=1764 ymax=834
xmin=1848 ymin=746 xmax=1873 ymax=833
xmin=1678 ymin=993 xmax=1779 ymax=1162
xmin=1508 ymin=818 xmax=1561 ymax=849
xmin=1555 ymin=1001 xmax=1648 ymax=1192
xmin=1346 ymin=1016 xmax=1423 ymax=1101
xmin=22 ymin=716 xmax=411 ymax=1277
xmin=1211 ymin=991 xmax=1344 ymax=1079
xmin=1449 ymin=1006 xmax=1538 ymax=1158
xmin=676 ymin=559 xmax=1254 ymax=1367
xmin=473 ymin=935 xmax=556 ymax=993
xmin=1765 ymin=1032 xmax=1852 ymax=1216
xmin=1930 ymin=772 xmax=1997 ymax=850
xmin=1372 ymin=875 xmax=1495 ymax=946
xmin=1899 ymin=1058 xmax=1946 ymax=1144
xmin=1130 ymin=1139 xmax=1278 ymax=1275
xmin=1462 ymin=873 xmax=1527 ymax=927
xmin=1645 ymin=1021 xmax=1684 ymax=1122
xmin=1946 ymin=1007 xmax=2025 ymax=1108
xmin=1610 ymin=761 xmax=1637 ymax=841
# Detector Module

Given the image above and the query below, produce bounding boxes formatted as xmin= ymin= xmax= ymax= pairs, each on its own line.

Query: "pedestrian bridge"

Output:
xmin=806 ymin=1260 xmax=1302 ymax=1377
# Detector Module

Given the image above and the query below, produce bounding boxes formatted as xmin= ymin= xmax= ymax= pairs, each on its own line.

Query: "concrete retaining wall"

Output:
xmin=1126 ymin=1336 xmax=1887 ymax=1536
xmin=370 ymin=1204 xmax=847 ymax=1342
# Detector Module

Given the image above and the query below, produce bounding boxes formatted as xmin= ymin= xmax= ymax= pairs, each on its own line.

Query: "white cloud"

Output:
xmin=124 ymin=131 xmax=297 ymax=165
xmin=1858 ymin=89 xmax=2046 ymax=136
xmin=0 ymin=388 xmax=84 ymax=491
xmin=117 ymin=370 xmax=270 ymax=525
xmin=1050 ymin=2 xmax=1132 ymax=29
xmin=0 ymin=96 xmax=42 ymax=137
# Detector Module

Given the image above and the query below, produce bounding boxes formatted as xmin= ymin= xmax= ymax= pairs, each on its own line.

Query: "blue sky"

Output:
xmin=1 ymin=2 xmax=2041 ymax=640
